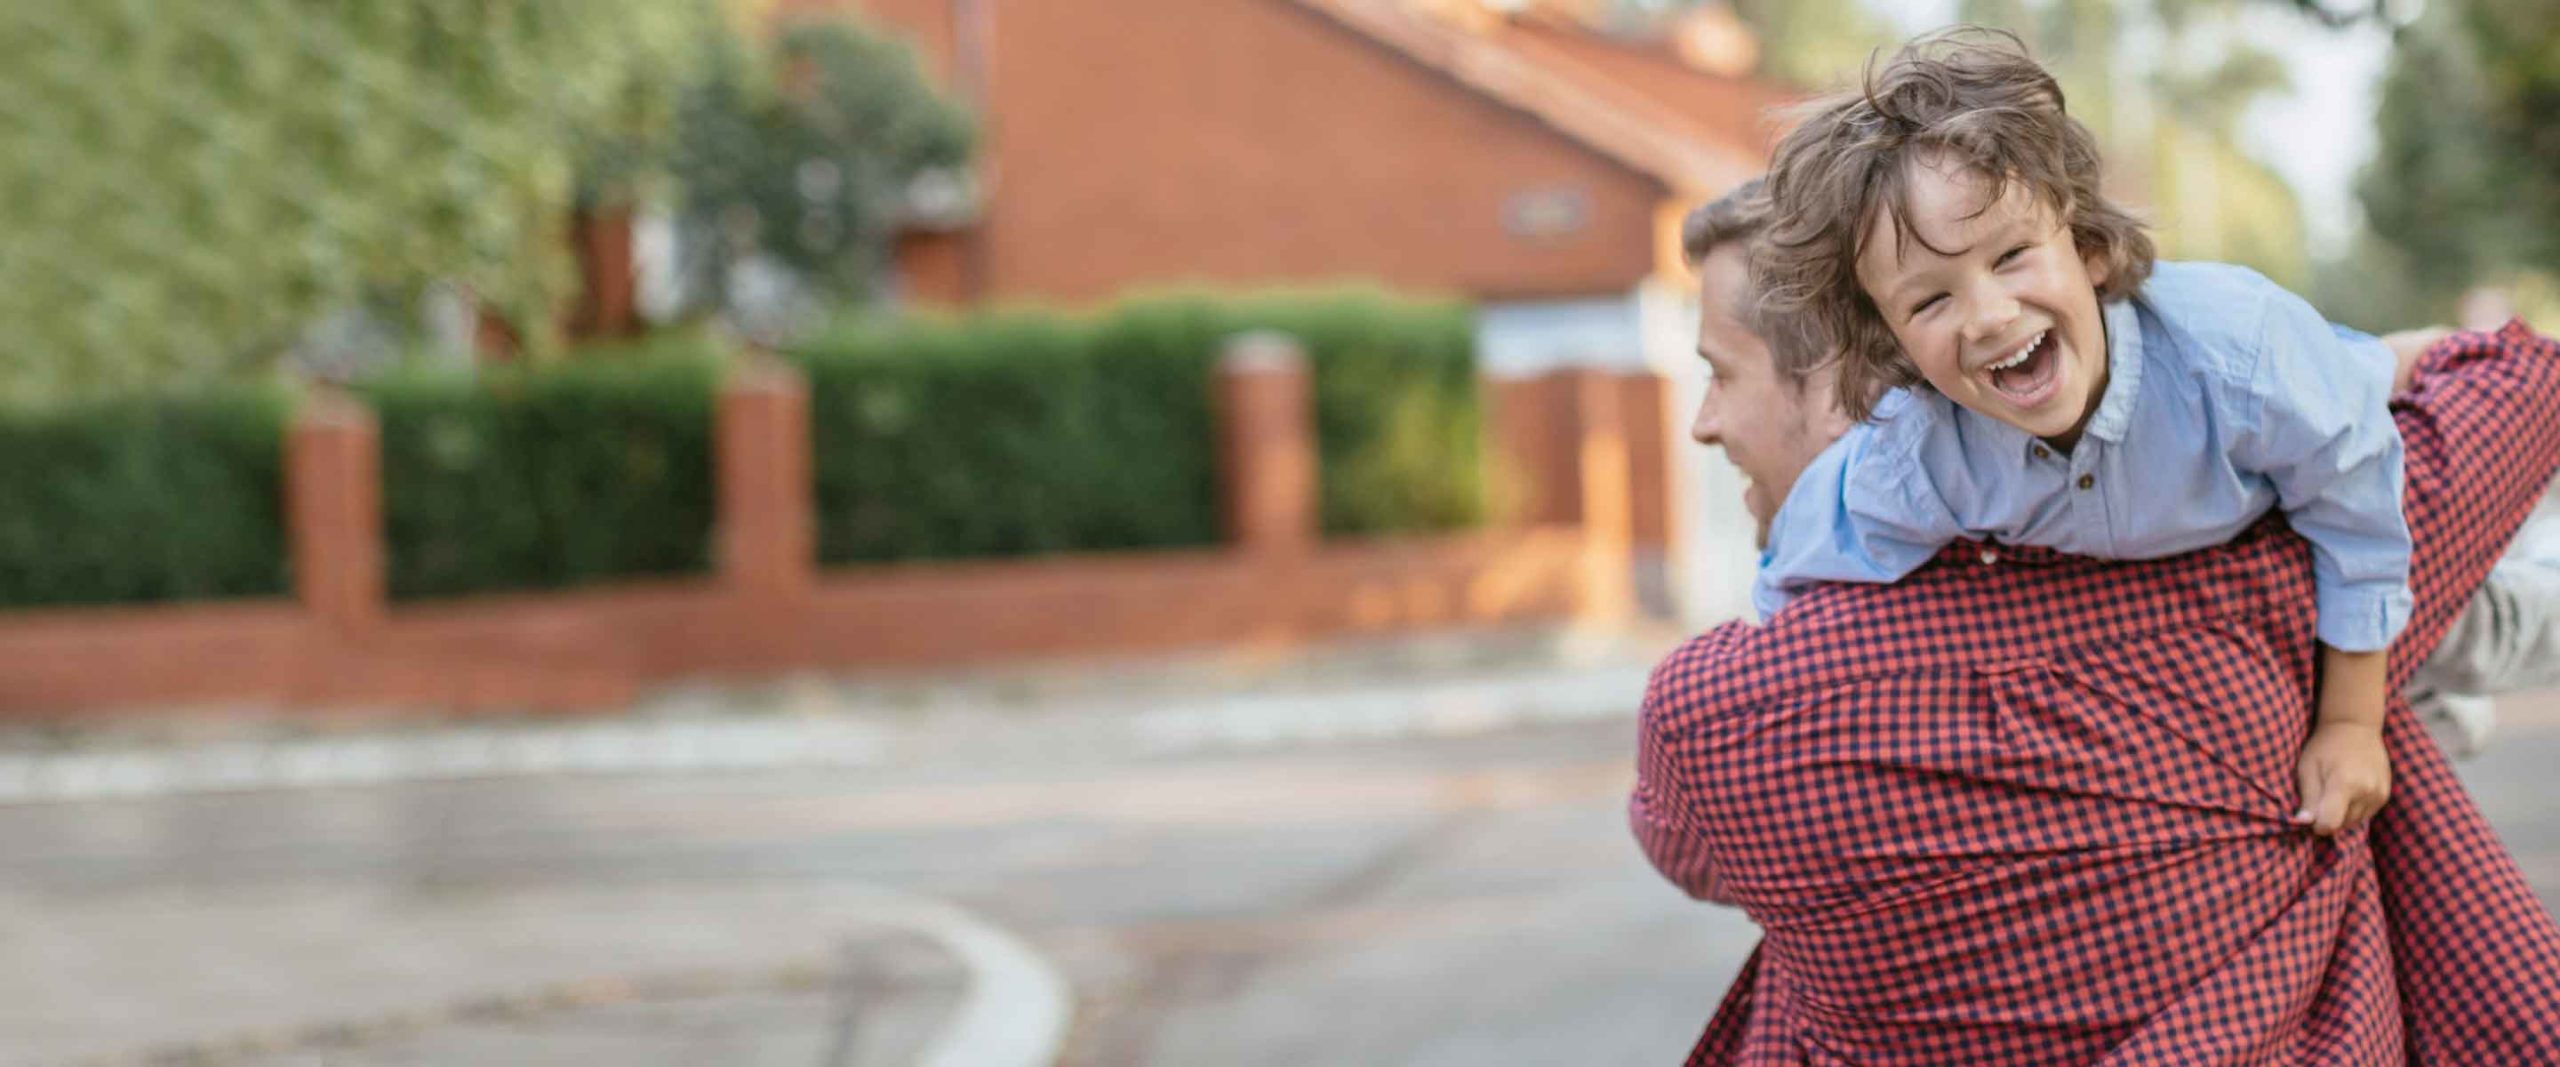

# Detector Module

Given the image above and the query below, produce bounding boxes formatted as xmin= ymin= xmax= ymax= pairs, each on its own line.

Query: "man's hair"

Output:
xmin=1754 ymin=26 xmax=2155 ymax=422
xmin=1681 ymin=178 xmax=1826 ymax=394
xmin=1682 ymin=176 xmax=1771 ymax=268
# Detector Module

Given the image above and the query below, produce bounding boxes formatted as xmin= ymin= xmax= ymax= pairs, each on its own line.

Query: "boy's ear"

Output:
xmin=2081 ymin=242 xmax=2112 ymax=290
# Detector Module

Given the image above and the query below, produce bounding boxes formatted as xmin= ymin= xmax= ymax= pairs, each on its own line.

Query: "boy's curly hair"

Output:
xmin=1756 ymin=26 xmax=2154 ymax=423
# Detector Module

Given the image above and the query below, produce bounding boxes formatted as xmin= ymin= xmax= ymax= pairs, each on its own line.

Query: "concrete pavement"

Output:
xmin=0 ymin=626 xmax=2553 ymax=1065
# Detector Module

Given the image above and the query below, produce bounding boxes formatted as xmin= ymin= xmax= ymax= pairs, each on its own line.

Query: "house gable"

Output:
xmin=807 ymin=0 xmax=1784 ymax=304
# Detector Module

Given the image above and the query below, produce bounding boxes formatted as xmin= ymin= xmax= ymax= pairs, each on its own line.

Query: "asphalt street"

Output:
xmin=2 ymin=676 xmax=2554 ymax=1066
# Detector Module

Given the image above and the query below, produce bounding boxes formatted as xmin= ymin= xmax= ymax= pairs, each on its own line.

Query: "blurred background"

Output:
xmin=0 ymin=0 xmax=2552 ymax=1064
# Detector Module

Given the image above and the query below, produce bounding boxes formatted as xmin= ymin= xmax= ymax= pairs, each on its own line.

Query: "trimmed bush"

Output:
xmin=1135 ymin=291 xmax=1484 ymax=537
xmin=0 ymin=384 xmax=294 ymax=608
xmin=795 ymin=311 xmax=1221 ymax=563
xmin=791 ymin=288 xmax=1483 ymax=566
xmin=366 ymin=344 xmax=722 ymax=600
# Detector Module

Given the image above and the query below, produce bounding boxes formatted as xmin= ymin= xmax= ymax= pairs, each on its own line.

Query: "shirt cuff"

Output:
xmin=2316 ymin=581 xmax=2414 ymax=652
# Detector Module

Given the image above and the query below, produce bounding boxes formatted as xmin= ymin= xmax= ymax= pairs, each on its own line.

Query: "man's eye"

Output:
xmin=1996 ymin=244 xmax=2030 ymax=267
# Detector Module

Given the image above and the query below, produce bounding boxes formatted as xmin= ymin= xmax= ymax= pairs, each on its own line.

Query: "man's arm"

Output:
xmin=2420 ymin=555 xmax=2560 ymax=695
xmin=2363 ymin=321 xmax=2560 ymax=1058
xmin=2386 ymin=320 xmax=2560 ymax=690
xmin=1630 ymin=643 xmax=1735 ymax=905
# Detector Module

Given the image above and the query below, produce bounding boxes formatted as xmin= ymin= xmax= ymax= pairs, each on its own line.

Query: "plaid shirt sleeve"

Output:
xmin=1632 ymin=631 xmax=1742 ymax=904
xmin=1641 ymin=322 xmax=2560 ymax=1066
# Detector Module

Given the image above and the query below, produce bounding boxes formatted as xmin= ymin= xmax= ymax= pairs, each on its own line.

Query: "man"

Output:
xmin=1632 ymin=181 xmax=2560 ymax=1062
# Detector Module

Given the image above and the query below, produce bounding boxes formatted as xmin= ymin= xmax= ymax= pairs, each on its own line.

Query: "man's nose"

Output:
xmin=1690 ymin=396 xmax=1721 ymax=447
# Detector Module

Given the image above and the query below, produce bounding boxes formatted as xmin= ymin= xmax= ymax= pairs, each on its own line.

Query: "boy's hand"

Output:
xmin=2294 ymin=721 xmax=2392 ymax=836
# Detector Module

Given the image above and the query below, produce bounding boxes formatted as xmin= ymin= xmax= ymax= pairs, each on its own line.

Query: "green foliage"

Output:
xmin=1137 ymin=292 xmax=1486 ymax=538
xmin=790 ymin=290 xmax=1484 ymax=565
xmin=1727 ymin=0 xmax=1902 ymax=88
xmin=795 ymin=312 xmax=1218 ymax=563
xmin=2352 ymin=0 xmax=2559 ymax=313
xmin=0 ymin=385 xmax=293 ymax=608
xmin=366 ymin=346 xmax=722 ymax=600
xmin=0 ymin=0 xmax=719 ymax=402
xmin=671 ymin=17 xmax=976 ymax=315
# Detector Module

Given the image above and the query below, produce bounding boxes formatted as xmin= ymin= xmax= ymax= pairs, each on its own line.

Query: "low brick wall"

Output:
xmin=0 ymin=344 xmax=1664 ymax=716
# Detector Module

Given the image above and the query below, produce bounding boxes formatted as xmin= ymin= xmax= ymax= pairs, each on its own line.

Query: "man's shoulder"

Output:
xmin=1649 ymin=522 xmax=2326 ymax=734
xmin=1644 ymin=590 xmax=1933 ymax=729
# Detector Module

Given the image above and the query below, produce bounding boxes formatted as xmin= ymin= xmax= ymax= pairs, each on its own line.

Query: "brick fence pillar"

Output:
xmin=718 ymin=359 xmax=815 ymax=605
xmin=1217 ymin=332 xmax=1318 ymax=556
xmin=287 ymin=392 xmax=384 ymax=634
xmin=1567 ymin=368 xmax=1636 ymax=619
xmin=1618 ymin=371 xmax=1671 ymax=551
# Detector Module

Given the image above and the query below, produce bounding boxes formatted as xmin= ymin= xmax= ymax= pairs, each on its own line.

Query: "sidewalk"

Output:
xmin=0 ymin=623 xmax=1680 ymax=806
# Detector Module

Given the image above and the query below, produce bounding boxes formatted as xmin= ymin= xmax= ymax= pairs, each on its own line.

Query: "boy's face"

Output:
xmin=1854 ymin=155 xmax=2111 ymax=446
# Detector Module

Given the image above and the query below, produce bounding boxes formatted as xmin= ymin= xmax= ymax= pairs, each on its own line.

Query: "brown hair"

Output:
xmin=1682 ymin=176 xmax=1771 ymax=268
xmin=1755 ymin=26 xmax=2154 ymax=422
xmin=1681 ymin=178 xmax=1829 ymax=393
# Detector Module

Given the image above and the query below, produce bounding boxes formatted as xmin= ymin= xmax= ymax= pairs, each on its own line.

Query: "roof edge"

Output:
xmin=1280 ymin=0 xmax=1763 ymax=196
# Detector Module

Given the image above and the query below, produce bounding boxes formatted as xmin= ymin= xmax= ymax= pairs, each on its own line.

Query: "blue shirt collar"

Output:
xmin=1951 ymin=297 xmax=2145 ymax=459
xmin=2079 ymin=297 xmax=2146 ymax=447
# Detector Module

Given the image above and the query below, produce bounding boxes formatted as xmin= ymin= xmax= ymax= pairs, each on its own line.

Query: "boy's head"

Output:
xmin=1756 ymin=27 xmax=2154 ymax=441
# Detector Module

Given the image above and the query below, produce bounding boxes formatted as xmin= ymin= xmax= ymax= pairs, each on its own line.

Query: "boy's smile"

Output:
xmin=1855 ymin=154 xmax=2112 ymax=448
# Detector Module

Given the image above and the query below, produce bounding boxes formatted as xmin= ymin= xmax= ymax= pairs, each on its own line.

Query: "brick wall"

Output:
xmin=848 ymin=0 xmax=1667 ymax=304
xmin=0 ymin=353 xmax=1669 ymax=717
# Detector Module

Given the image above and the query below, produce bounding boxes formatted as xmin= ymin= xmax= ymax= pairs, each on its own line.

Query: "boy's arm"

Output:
xmin=2299 ymin=644 xmax=2391 ymax=834
xmin=2228 ymin=292 xmax=2414 ymax=655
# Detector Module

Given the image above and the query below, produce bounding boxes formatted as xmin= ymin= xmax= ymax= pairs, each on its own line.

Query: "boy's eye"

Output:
xmin=1995 ymin=244 xmax=2030 ymax=267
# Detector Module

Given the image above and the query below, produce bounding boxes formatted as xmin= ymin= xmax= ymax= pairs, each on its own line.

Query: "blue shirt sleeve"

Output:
xmin=1752 ymin=417 xmax=1962 ymax=621
xmin=2227 ymin=291 xmax=2413 ymax=652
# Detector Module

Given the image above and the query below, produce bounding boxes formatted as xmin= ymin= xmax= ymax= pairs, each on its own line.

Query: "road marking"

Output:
xmin=75 ymin=885 xmax=1072 ymax=1067
xmin=870 ymin=890 xmax=1075 ymax=1067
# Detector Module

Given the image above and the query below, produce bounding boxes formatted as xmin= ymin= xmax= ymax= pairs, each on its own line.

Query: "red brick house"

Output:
xmin=746 ymin=0 xmax=1796 ymax=624
xmin=769 ymin=0 xmax=1791 ymax=367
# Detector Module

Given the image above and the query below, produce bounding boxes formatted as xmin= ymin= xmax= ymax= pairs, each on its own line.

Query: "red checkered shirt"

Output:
xmin=1633 ymin=322 xmax=2560 ymax=1065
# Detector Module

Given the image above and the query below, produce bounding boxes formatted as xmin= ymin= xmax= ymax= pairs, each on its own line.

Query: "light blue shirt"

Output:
xmin=1755 ymin=261 xmax=2412 ymax=652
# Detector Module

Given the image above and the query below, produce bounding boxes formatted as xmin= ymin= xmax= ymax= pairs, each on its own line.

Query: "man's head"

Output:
xmin=1684 ymin=178 xmax=1850 ymax=545
xmin=1755 ymin=26 xmax=2154 ymax=440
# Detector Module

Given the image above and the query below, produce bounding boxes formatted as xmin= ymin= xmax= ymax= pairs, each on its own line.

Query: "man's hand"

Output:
xmin=2295 ymin=721 xmax=2392 ymax=835
xmin=2383 ymin=327 xmax=2456 ymax=395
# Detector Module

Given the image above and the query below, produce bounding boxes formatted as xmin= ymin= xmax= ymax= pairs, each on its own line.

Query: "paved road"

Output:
xmin=3 ymin=685 xmax=2556 ymax=1066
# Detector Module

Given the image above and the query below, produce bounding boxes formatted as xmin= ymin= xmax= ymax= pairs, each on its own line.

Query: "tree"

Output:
xmin=666 ymin=18 xmax=975 ymax=339
xmin=0 ymin=0 xmax=720 ymax=402
xmin=2346 ymin=0 xmax=2560 ymax=324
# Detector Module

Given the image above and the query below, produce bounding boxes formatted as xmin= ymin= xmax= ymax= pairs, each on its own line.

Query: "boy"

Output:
xmin=1750 ymin=28 xmax=2406 ymax=836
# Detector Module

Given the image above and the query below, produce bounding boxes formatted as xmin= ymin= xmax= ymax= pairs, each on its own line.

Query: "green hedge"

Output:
xmin=0 ymin=384 xmax=294 ymax=608
xmin=790 ymin=289 xmax=1483 ymax=566
xmin=366 ymin=343 xmax=722 ymax=600
xmin=0 ymin=290 xmax=1479 ymax=607
xmin=794 ymin=311 xmax=1219 ymax=563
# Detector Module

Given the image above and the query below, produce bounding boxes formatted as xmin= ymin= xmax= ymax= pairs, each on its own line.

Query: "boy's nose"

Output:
xmin=1963 ymin=299 xmax=2020 ymax=348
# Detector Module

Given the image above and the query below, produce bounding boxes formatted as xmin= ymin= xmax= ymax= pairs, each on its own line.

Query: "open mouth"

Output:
xmin=1984 ymin=328 xmax=2060 ymax=405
